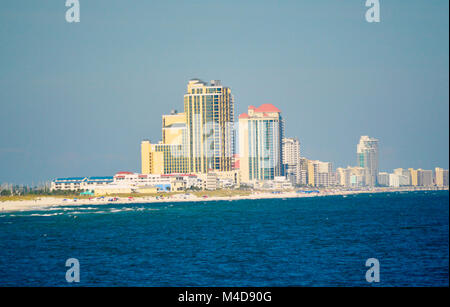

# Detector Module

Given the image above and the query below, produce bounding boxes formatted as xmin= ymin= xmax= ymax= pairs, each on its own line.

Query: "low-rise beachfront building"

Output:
xmin=93 ymin=184 xmax=159 ymax=196
xmin=94 ymin=185 xmax=133 ymax=196
xmin=204 ymin=173 xmax=218 ymax=190
xmin=51 ymin=172 xmax=204 ymax=193
xmin=51 ymin=177 xmax=86 ymax=191
xmin=51 ymin=176 xmax=113 ymax=191
xmin=113 ymin=172 xmax=202 ymax=191
xmin=195 ymin=170 xmax=240 ymax=190
xmin=252 ymin=176 xmax=293 ymax=190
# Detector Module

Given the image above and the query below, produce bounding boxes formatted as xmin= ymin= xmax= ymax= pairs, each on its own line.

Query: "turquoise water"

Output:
xmin=0 ymin=191 xmax=448 ymax=286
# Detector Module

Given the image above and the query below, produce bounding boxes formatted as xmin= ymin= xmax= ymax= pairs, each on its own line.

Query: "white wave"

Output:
xmin=29 ymin=213 xmax=63 ymax=217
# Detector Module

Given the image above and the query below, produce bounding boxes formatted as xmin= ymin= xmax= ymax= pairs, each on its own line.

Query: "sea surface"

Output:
xmin=0 ymin=191 xmax=448 ymax=286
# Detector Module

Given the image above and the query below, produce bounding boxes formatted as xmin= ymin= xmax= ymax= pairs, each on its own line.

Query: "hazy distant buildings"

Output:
xmin=336 ymin=166 xmax=366 ymax=187
xmin=394 ymin=168 xmax=411 ymax=186
xmin=298 ymin=157 xmax=309 ymax=185
xmin=377 ymin=172 xmax=389 ymax=186
xmin=307 ymin=160 xmax=333 ymax=187
xmin=407 ymin=168 xmax=433 ymax=187
xmin=389 ymin=173 xmax=401 ymax=187
xmin=388 ymin=173 xmax=409 ymax=187
xmin=282 ymin=137 xmax=301 ymax=185
xmin=435 ymin=167 xmax=449 ymax=187
xmin=409 ymin=168 xmax=418 ymax=186
xmin=418 ymin=169 xmax=433 ymax=187
xmin=356 ymin=136 xmax=379 ymax=187
xmin=376 ymin=167 xmax=448 ymax=188
xmin=239 ymin=104 xmax=284 ymax=183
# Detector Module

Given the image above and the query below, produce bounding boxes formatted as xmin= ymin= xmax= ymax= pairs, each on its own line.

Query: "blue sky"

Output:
xmin=0 ymin=0 xmax=448 ymax=184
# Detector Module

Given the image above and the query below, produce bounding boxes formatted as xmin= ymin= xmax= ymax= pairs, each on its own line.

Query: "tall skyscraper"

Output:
xmin=141 ymin=79 xmax=235 ymax=174
xmin=356 ymin=135 xmax=379 ymax=187
xmin=239 ymin=104 xmax=284 ymax=183
xmin=184 ymin=79 xmax=235 ymax=173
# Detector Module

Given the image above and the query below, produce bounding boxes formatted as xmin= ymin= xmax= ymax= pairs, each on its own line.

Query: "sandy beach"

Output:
xmin=0 ymin=187 xmax=447 ymax=213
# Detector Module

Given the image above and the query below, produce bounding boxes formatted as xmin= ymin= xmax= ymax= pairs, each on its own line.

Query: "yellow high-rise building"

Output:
xmin=409 ymin=168 xmax=418 ymax=186
xmin=141 ymin=110 xmax=189 ymax=175
xmin=141 ymin=79 xmax=235 ymax=175
xmin=141 ymin=140 xmax=164 ymax=175
xmin=307 ymin=160 xmax=315 ymax=186
xmin=184 ymin=79 xmax=235 ymax=173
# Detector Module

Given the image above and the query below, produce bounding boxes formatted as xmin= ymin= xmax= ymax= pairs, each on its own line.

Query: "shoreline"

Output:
xmin=0 ymin=187 xmax=448 ymax=213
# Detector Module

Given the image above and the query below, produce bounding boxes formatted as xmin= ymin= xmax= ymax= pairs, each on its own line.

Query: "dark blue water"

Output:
xmin=0 ymin=191 xmax=448 ymax=286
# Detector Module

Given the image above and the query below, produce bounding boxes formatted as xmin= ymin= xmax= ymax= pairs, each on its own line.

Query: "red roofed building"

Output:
xmin=116 ymin=171 xmax=134 ymax=175
xmin=254 ymin=103 xmax=281 ymax=113
xmin=238 ymin=103 xmax=284 ymax=183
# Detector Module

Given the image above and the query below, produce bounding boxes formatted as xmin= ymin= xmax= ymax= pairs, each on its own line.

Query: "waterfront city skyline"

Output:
xmin=0 ymin=1 xmax=448 ymax=185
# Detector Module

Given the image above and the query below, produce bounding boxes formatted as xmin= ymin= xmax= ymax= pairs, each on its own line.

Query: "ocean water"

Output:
xmin=0 ymin=191 xmax=448 ymax=287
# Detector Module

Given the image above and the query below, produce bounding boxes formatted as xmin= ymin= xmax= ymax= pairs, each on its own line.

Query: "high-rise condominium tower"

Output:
xmin=184 ymin=79 xmax=235 ymax=173
xmin=282 ymin=137 xmax=301 ymax=184
xmin=239 ymin=104 xmax=284 ymax=183
xmin=142 ymin=79 xmax=235 ymax=175
xmin=356 ymin=135 xmax=379 ymax=187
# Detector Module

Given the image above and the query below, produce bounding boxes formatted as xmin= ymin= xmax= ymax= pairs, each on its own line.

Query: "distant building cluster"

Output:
xmin=48 ymin=79 xmax=448 ymax=194
xmin=336 ymin=136 xmax=448 ymax=188
xmin=377 ymin=168 xmax=448 ymax=188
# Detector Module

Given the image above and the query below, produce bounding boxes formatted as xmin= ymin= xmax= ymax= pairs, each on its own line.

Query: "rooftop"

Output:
xmin=253 ymin=103 xmax=281 ymax=113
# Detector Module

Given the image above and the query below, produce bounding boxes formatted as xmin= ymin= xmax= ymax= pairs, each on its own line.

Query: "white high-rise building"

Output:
xmin=394 ymin=168 xmax=411 ymax=186
xmin=357 ymin=136 xmax=379 ymax=187
xmin=239 ymin=104 xmax=284 ymax=183
xmin=389 ymin=173 xmax=400 ymax=187
xmin=282 ymin=137 xmax=301 ymax=185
